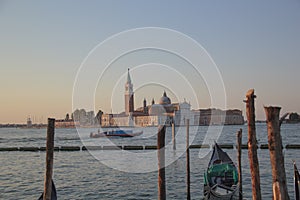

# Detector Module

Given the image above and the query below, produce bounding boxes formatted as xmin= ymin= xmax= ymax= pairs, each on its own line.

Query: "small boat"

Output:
xmin=203 ymin=143 xmax=240 ymax=200
xmin=294 ymin=161 xmax=300 ymax=200
xmin=90 ymin=129 xmax=143 ymax=138
xmin=38 ymin=179 xmax=57 ymax=200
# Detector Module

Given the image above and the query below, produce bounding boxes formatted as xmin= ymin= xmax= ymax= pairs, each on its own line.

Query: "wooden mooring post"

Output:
xmin=157 ymin=125 xmax=166 ymax=200
xmin=264 ymin=106 xmax=290 ymax=200
xmin=244 ymin=89 xmax=261 ymax=200
xmin=186 ymin=119 xmax=191 ymax=200
xmin=237 ymin=129 xmax=243 ymax=200
xmin=44 ymin=118 xmax=55 ymax=200
xmin=172 ymin=122 xmax=176 ymax=150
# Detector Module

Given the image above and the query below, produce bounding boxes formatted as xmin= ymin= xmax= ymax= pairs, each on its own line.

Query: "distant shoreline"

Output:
xmin=1 ymin=120 xmax=300 ymax=129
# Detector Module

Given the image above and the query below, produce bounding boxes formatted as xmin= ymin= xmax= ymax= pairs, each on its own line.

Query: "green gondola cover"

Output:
xmin=205 ymin=163 xmax=238 ymax=187
xmin=204 ymin=143 xmax=238 ymax=185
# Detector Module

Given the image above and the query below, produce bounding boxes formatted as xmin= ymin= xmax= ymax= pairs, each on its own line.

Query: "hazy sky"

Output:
xmin=1 ymin=1 xmax=299 ymax=123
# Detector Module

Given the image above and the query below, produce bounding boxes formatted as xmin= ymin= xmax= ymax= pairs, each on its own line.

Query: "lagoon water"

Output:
xmin=1 ymin=123 xmax=300 ymax=199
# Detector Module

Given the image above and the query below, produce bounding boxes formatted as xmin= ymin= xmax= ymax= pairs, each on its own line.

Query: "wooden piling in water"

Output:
xmin=44 ymin=118 xmax=55 ymax=200
xmin=264 ymin=106 xmax=290 ymax=200
xmin=186 ymin=119 xmax=191 ymax=200
xmin=244 ymin=89 xmax=261 ymax=200
xmin=237 ymin=129 xmax=243 ymax=200
xmin=172 ymin=123 xmax=176 ymax=150
xmin=157 ymin=125 xmax=166 ymax=200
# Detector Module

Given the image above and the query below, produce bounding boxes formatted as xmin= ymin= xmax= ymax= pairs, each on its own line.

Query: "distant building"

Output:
xmin=100 ymin=68 xmax=244 ymax=127
xmin=101 ymin=69 xmax=181 ymax=127
xmin=26 ymin=117 xmax=32 ymax=128
xmin=55 ymin=119 xmax=78 ymax=128
xmin=199 ymin=108 xmax=244 ymax=125
xmin=174 ymin=100 xmax=198 ymax=126
xmin=72 ymin=109 xmax=96 ymax=126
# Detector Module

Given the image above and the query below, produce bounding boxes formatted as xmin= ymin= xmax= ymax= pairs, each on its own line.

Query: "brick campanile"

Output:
xmin=125 ymin=68 xmax=134 ymax=114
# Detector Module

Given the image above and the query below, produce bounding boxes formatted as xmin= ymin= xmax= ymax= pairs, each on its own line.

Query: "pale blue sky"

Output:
xmin=1 ymin=1 xmax=299 ymax=123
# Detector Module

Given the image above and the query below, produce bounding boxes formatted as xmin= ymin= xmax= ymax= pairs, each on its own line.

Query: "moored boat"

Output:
xmin=38 ymin=179 xmax=57 ymax=200
xmin=203 ymin=143 xmax=240 ymax=200
xmin=90 ymin=129 xmax=143 ymax=138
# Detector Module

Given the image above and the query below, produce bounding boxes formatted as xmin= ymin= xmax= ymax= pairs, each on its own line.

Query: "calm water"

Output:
xmin=1 ymin=124 xmax=300 ymax=199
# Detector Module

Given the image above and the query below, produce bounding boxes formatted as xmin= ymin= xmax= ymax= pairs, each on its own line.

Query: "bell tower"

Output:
xmin=125 ymin=68 xmax=134 ymax=115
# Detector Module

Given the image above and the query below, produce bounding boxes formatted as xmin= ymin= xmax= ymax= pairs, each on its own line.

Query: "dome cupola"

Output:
xmin=159 ymin=91 xmax=171 ymax=105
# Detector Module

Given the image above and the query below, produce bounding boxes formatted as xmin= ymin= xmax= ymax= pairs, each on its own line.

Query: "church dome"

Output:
xmin=159 ymin=91 xmax=171 ymax=105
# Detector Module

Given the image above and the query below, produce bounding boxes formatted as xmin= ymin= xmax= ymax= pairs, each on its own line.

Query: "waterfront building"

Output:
xmin=101 ymin=68 xmax=244 ymax=127
xmin=26 ymin=117 xmax=32 ymax=128
xmin=198 ymin=108 xmax=244 ymax=125
xmin=71 ymin=109 xmax=97 ymax=127
xmin=55 ymin=119 xmax=79 ymax=128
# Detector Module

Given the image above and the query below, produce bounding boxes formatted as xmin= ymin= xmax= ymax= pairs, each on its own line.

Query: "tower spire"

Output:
xmin=127 ymin=68 xmax=132 ymax=84
xmin=152 ymin=98 xmax=155 ymax=105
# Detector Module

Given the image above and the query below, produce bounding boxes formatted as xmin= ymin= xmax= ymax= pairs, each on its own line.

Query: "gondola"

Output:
xmin=38 ymin=179 xmax=57 ymax=200
xmin=203 ymin=143 xmax=240 ymax=200
xmin=294 ymin=161 xmax=300 ymax=200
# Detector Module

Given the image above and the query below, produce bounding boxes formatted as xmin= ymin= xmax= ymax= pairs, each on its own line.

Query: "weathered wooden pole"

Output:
xmin=186 ymin=119 xmax=191 ymax=200
xmin=264 ymin=106 xmax=290 ymax=200
xmin=157 ymin=125 xmax=166 ymax=200
xmin=294 ymin=161 xmax=300 ymax=200
xmin=172 ymin=122 xmax=176 ymax=150
xmin=237 ymin=129 xmax=243 ymax=200
xmin=244 ymin=89 xmax=261 ymax=200
xmin=44 ymin=118 xmax=55 ymax=200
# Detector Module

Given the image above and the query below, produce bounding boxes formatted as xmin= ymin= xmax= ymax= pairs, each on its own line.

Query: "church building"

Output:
xmin=100 ymin=68 xmax=244 ymax=127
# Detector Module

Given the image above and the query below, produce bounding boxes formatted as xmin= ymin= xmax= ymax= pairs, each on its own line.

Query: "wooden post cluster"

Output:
xmin=157 ymin=125 xmax=166 ymax=200
xmin=186 ymin=119 xmax=191 ymax=200
xmin=44 ymin=118 xmax=55 ymax=200
xmin=264 ymin=106 xmax=290 ymax=200
xmin=245 ymin=89 xmax=261 ymax=200
xmin=237 ymin=129 xmax=243 ymax=200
